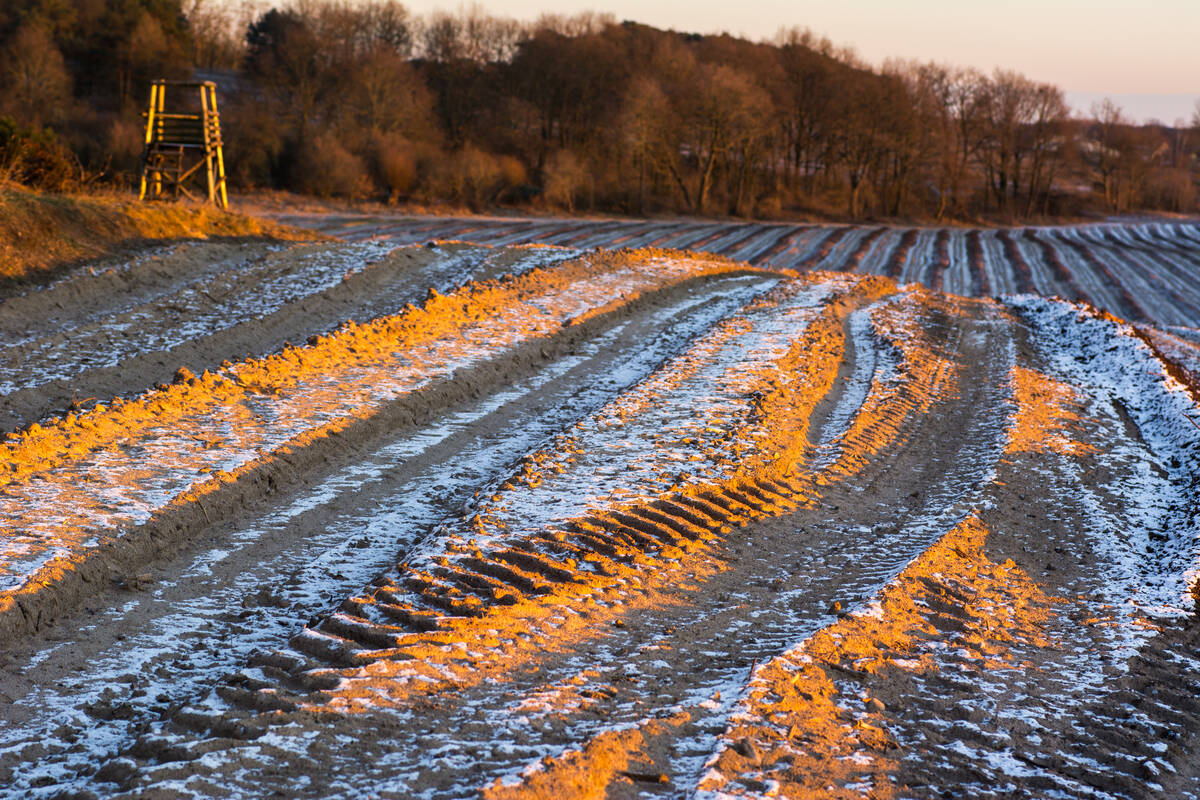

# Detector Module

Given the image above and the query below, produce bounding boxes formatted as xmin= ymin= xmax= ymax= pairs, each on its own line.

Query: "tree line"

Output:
xmin=1 ymin=0 xmax=1197 ymax=221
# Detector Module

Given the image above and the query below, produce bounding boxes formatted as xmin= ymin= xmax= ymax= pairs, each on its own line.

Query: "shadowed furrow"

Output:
xmin=882 ymin=229 xmax=919 ymax=280
xmin=997 ymin=229 xmax=1036 ymax=294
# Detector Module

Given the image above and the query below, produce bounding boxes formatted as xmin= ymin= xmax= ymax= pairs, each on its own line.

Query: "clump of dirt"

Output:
xmin=483 ymin=712 xmax=689 ymax=800
xmin=0 ymin=186 xmax=318 ymax=296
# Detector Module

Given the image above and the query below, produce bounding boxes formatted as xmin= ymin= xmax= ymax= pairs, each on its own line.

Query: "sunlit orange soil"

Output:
xmin=808 ymin=288 xmax=965 ymax=482
xmin=695 ymin=352 xmax=1103 ymax=798
xmin=697 ymin=516 xmax=1058 ymax=799
xmin=302 ymin=282 xmax=979 ymax=716
xmin=6 ymin=225 xmax=1200 ymax=798
xmin=483 ymin=712 xmax=691 ymax=800
xmin=0 ymin=248 xmax=757 ymax=619
xmin=1007 ymin=365 xmax=1096 ymax=456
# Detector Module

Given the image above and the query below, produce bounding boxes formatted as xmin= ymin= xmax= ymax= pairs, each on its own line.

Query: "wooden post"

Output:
xmin=138 ymin=83 xmax=158 ymax=201
xmin=200 ymin=82 xmax=215 ymax=204
xmin=209 ymin=84 xmax=229 ymax=209
xmin=154 ymin=84 xmax=165 ymax=198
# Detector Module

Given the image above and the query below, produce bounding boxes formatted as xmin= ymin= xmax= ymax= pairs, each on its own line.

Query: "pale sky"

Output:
xmin=403 ymin=0 xmax=1200 ymax=124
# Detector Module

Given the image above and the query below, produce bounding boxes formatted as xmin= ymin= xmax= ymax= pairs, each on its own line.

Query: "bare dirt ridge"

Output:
xmin=0 ymin=223 xmax=1197 ymax=799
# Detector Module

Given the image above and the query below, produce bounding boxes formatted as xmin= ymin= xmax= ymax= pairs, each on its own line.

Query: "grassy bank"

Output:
xmin=0 ymin=187 xmax=318 ymax=294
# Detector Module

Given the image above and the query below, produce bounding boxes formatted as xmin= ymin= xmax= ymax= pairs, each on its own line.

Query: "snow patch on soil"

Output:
xmin=1009 ymin=295 xmax=1200 ymax=616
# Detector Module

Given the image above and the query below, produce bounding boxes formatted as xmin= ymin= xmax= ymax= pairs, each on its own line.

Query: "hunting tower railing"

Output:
xmin=138 ymin=80 xmax=228 ymax=208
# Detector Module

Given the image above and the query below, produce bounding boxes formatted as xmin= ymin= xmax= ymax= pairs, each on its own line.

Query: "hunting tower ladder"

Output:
xmin=138 ymin=80 xmax=228 ymax=208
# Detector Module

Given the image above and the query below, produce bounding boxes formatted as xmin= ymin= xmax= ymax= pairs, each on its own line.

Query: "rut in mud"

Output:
xmin=0 ymin=228 xmax=1198 ymax=799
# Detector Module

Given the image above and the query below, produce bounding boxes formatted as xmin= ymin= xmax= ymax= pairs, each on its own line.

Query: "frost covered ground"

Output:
xmin=0 ymin=220 xmax=1198 ymax=798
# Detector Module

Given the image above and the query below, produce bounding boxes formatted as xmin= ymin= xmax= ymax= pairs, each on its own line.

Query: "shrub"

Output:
xmin=286 ymin=134 xmax=370 ymax=199
xmin=542 ymin=149 xmax=587 ymax=212
xmin=457 ymin=146 xmax=503 ymax=209
xmin=423 ymin=145 xmax=506 ymax=210
xmin=0 ymin=117 xmax=78 ymax=191
xmin=369 ymin=132 xmax=420 ymax=203
xmin=497 ymin=155 xmax=528 ymax=196
xmin=224 ymin=106 xmax=286 ymax=189
xmin=106 ymin=118 xmax=145 ymax=176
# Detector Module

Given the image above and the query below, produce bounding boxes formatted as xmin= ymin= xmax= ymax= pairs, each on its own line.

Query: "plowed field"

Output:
xmin=1 ymin=217 xmax=1198 ymax=799
xmin=278 ymin=212 xmax=1200 ymax=332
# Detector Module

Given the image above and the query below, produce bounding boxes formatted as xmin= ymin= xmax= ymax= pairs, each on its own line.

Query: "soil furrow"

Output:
xmin=78 ymin=283 xmax=1023 ymax=798
xmin=273 ymin=213 xmax=1200 ymax=327
xmin=0 ymin=242 xmax=578 ymax=430
xmin=0 ymin=250 xmax=767 ymax=642
xmin=1 ymin=220 xmax=1198 ymax=799
xmin=0 ymin=272 xmax=779 ymax=796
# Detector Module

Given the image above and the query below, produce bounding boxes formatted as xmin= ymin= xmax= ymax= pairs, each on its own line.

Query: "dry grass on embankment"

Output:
xmin=0 ymin=187 xmax=318 ymax=295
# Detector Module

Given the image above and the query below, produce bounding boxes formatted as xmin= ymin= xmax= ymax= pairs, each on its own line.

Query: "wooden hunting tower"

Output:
xmin=139 ymin=80 xmax=228 ymax=208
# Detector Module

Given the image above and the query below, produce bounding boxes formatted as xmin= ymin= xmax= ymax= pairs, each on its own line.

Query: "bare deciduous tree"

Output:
xmin=0 ymin=22 xmax=72 ymax=127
